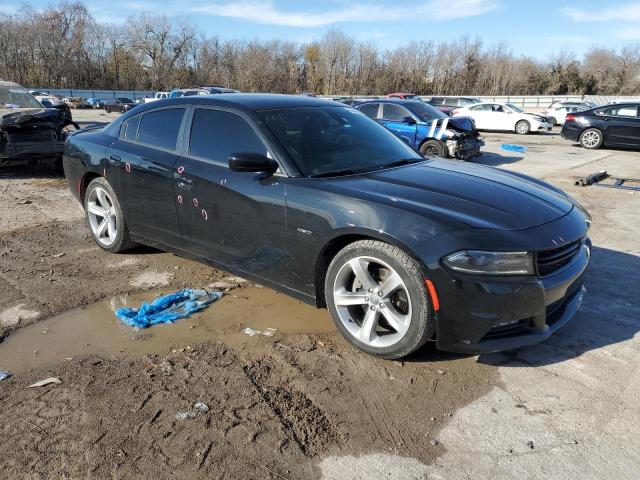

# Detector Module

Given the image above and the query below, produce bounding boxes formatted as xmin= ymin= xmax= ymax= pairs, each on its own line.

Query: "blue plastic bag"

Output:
xmin=115 ymin=289 xmax=223 ymax=328
xmin=501 ymin=143 xmax=527 ymax=153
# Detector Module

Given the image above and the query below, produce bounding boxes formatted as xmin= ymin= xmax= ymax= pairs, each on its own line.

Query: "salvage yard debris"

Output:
xmin=242 ymin=327 xmax=278 ymax=337
xmin=27 ymin=377 xmax=61 ymax=387
xmin=575 ymin=170 xmax=640 ymax=191
xmin=115 ymin=289 xmax=222 ymax=328
xmin=175 ymin=402 xmax=210 ymax=420
xmin=0 ymin=371 xmax=10 ymax=381
xmin=501 ymin=143 xmax=528 ymax=153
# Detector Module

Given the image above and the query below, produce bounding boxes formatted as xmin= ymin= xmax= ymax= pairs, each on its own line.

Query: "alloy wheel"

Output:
xmin=332 ymin=256 xmax=412 ymax=348
xmin=87 ymin=186 xmax=118 ymax=247
xmin=581 ymin=130 xmax=601 ymax=148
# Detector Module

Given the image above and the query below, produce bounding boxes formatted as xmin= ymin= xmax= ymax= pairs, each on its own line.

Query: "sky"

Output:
xmin=2 ymin=0 xmax=640 ymax=58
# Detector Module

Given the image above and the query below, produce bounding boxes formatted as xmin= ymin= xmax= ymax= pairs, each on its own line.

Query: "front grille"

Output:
xmin=536 ymin=237 xmax=583 ymax=277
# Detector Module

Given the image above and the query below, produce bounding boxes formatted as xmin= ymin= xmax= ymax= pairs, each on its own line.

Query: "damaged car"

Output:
xmin=356 ymin=99 xmax=483 ymax=160
xmin=1 ymin=80 xmax=78 ymax=167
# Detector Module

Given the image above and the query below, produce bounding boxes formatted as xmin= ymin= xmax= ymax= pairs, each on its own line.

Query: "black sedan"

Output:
xmin=63 ymin=94 xmax=591 ymax=359
xmin=561 ymin=103 xmax=640 ymax=149
xmin=104 ymin=97 xmax=136 ymax=114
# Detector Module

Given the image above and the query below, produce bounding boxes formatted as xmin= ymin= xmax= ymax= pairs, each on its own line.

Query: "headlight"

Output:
xmin=442 ymin=250 xmax=534 ymax=275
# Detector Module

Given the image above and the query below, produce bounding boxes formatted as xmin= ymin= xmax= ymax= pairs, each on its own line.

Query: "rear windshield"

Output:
xmin=259 ymin=106 xmax=421 ymax=177
xmin=0 ymin=86 xmax=42 ymax=109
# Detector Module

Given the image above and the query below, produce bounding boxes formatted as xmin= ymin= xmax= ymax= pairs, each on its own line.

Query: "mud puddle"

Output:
xmin=0 ymin=286 xmax=333 ymax=373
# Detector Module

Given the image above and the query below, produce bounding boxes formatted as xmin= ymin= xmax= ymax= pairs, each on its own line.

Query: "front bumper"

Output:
xmin=447 ymin=137 xmax=484 ymax=160
xmin=534 ymin=121 xmax=553 ymax=132
xmin=433 ymin=237 xmax=591 ymax=354
xmin=0 ymin=140 xmax=66 ymax=165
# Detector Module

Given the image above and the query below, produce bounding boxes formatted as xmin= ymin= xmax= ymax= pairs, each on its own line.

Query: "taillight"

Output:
xmin=566 ymin=114 xmax=576 ymax=122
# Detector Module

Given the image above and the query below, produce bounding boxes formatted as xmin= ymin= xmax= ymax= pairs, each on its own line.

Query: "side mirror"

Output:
xmin=403 ymin=116 xmax=417 ymax=125
xmin=228 ymin=152 xmax=278 ymax=174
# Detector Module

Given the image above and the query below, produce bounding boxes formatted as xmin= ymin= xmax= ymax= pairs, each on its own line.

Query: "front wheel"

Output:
xmin=84 ymin=177 xmax=135 ymax=253
xmin=419 ymin=139 xmax=447 ymax=158
xmin=515 ymin=120 xmax=531 ymax=135
xmin=579 ymin=128 xmax=604 ymax=149
xmin=325 ymin=240 xmax=435 ymax=359
xmin=104 ymin=106 xmax=111 ymax=113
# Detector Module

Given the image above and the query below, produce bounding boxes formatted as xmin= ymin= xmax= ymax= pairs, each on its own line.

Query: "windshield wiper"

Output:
xmin=378 ymin=158 xmax=423 ymax=170
xmin=310 ymin=169 xmax=358 ymax=178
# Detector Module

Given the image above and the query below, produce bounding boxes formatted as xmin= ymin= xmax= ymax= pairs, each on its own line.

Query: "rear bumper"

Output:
xmin=561 ymin=124 xmax=581 ymax=142
xmin=434 ymin=238 xmax=591 ymax=354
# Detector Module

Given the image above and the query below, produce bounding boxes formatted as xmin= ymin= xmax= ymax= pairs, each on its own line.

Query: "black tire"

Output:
xmin=549 ymin=117 xmax=558 ymax=126
xmin=84 ymin=177 xmax=135 ymax=253
xmin=579 ymin=128 xmax=604 ymax=150
xmin=104 ymin=106 xmax=111 ymax=113
xmin=324 ymin=240 xmax=435 ymax=359
xmin=419 ymin=139 xmax=447 ymax=158
xmin=515 ymin=120 xmax=531 ymax=135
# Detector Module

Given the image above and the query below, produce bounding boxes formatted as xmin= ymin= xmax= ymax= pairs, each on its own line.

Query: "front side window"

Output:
xmin=259 ymin=106 xmax=422 ymax=177
xmin=382 ymin=104 xmax=410 ymax=121
xmin=189 ymin=108 xmax=267 ymax=163
xmin=138 ymin=108 xmax=185 ymax=150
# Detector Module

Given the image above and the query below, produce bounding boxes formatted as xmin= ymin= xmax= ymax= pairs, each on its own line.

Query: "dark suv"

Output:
xmin=428 ymin=97 xmax=481 ymax=115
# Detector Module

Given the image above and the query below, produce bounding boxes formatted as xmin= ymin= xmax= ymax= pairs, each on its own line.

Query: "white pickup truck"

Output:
xmin=143 ymin=92 xmax=168 ymax=103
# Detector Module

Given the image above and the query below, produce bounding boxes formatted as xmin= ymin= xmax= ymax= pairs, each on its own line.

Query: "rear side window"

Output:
xmin=597 ymin=106 xmax=638 ymax=117
xmin=138 ymin=108 xmax=185 ymax=150
xmin=382 ymin=104 xmax=410 ymax=121
xmin=123 ymin=115 xmax=141 ymax=141
xmin=443 ymin=98 xmax=459 ymax=106
xmin=189 ymin=109 xmax=267 ymax=163
xmin=429 ymin=97 xmax=444 ymax=105
xmin=358 ymin=103 xmax=379 ymax=119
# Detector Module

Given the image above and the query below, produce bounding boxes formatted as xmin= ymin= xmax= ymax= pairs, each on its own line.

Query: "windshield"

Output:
xmin=506 ymin=103 xmax=524 ymax=113
xmin=259 ymin=106 xmax=423 ymax=177
xmin=404 ymin=101 xmax=448 ymax=122
xmin=0 ymin=86 xmax=42 ymax=109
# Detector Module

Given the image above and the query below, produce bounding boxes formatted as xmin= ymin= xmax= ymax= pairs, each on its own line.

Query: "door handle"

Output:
xmin=109 ymin=155 xmax=121 ymax=165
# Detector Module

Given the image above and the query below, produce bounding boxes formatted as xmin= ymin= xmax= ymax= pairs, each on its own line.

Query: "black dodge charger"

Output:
xmin=63 ymin=95 xmax=591 ymax=359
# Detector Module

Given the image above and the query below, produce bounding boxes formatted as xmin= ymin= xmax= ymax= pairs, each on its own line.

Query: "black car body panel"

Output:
xmin=562 ymin=103 xmax=640 ymax=148
xmin=64 ymin=94 xmax=591 ymax=354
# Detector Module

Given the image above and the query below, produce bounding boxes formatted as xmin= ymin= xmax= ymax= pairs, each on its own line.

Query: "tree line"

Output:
xmin=1 ymin=1 xmax=640 ymax=96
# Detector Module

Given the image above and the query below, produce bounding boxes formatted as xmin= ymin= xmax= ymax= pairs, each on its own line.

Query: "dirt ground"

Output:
xmin=0 ymin=123 xmax=639 ymax=479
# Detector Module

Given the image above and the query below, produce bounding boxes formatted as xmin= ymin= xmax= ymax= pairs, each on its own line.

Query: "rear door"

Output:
xmin=174 ymin=107 xmax=287 ymax=282
xmin=105 ymin=107 xmax=186 ymax=248
xmin=380 ymin=104 xmax=417 ymax=146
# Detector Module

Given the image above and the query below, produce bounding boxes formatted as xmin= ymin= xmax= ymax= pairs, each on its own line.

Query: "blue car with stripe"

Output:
xmin=355 ymin=99 xmax=484 ymax=160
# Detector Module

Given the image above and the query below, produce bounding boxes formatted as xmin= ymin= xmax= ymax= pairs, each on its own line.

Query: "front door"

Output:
xmin=602 ymin=105 xmax=640 ymax=146
xmin=105 ymin=107 xmax=186 ymax=248
xmin=175 ymin=107 xmax=287 ymax=283
xmin=380 ymin=104 xmax=417 ymax=145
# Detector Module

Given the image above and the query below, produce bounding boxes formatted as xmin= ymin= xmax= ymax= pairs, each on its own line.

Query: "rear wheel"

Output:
xmin=325 ymin=240 xmax=435 ymax=359
xmin=579 ymin=128 xmax=603 ymax=149
xmin=104 ymin=106 xmax=111 ymax=113
xmin=84 ymin=177 xmax=135 ymax=253
xmin=419 ymin=139 xmax=447 ymax=158
xmin=515 ymin=120 xmax=531 ymax=135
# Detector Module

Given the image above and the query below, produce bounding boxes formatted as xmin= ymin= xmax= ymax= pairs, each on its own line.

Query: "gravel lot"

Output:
xmin=0 ymin=113 xmax=638 ymax=479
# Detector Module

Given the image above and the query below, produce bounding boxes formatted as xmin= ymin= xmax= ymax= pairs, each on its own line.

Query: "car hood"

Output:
xmin=324 ymin=159 xmax=574 ymax=230
xmin=0 ymin=108 xmax=67 ymax=129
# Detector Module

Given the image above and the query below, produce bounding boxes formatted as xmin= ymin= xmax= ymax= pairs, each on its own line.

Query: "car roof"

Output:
xmin=114 ymin=94 xmax=341 ymax=119
xmin=358 ymin=98 xmax=422 ymax=105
